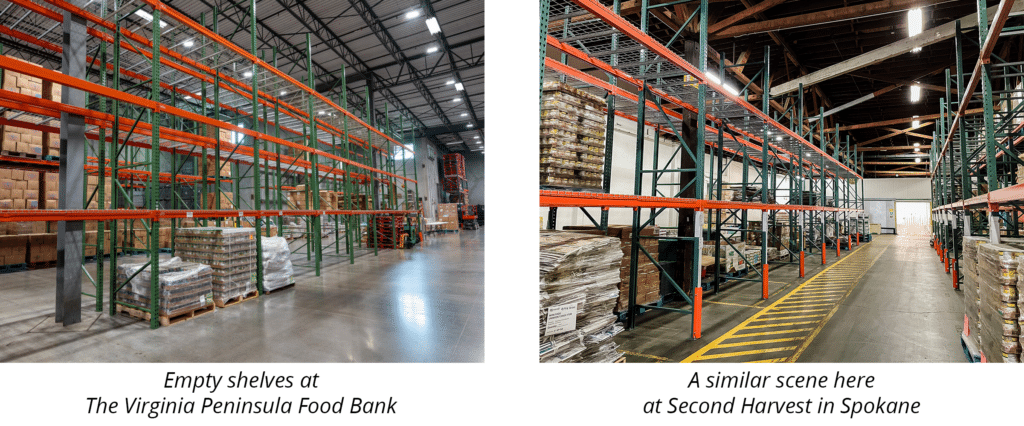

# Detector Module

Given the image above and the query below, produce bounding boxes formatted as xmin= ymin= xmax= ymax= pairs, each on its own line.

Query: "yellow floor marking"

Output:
xmin=716 ymin=337 xmax=805 ymax=348
xmin=731 ymin=328 xmax=815 ymax=338
xmin=746 ymin=357 xmax=788 ymax=363
xmin=793 ymin=290 xmax=847 ymax=295
xmin=771 ymin=303 xmax=834 ymax=309
xmin=788 ymin=240 xmax=891 ymax=362
xmin=617 ymin=349 xmax=672 ymax=362
xmin=742 ymin=320 xmax=821 ymax=329
xmin=780 ymin=296 xmax=840 ymax=303
xmin=764 ymin=308 xmax=832 ymax=315
xmin=681 ymin=243 xmax=872 ymax=363
xmin=748 ymin=313 xmax=826 ymax=321
xmin=705 ymin=300 xmax=759 ymax=309
xmin=697 ymin=346 xmax=798 ymax=360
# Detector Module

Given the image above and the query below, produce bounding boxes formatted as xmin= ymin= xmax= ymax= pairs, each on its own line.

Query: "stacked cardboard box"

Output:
xmin=83 ymin=231 xmax=114 ymax=257
xmin=0 ymin=235 xmax=28 ymax=265
xmin=176 ymin=227 xmax=257 ymax=306
xmin=0 ymin=168 xmax=41 ymax=209
xmin=437 ymin=203 xmax=459 ymax=231
xmin=1 ymin=57 xmax=45 ymax=157
xmin=85 ymin=175 xmax=112 ymax=209
xmin=287 ymin=185 xmax=331 ymax=209
xmin=539 ymin=231 xmax=623 ymax=363
xmin=28 ymin=233 xmax=56 ymax=263
xmin=40 ymin=172 xmax=59 ymax=209
xmin=539 ymin=81 xmax=607 ymax=189
xmin=206 ymin=191 xmax=237 ymax=209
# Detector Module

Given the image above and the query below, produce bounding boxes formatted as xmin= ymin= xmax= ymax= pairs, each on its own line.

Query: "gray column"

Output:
xmin=55 ymin=7 xmax=86 ymax=326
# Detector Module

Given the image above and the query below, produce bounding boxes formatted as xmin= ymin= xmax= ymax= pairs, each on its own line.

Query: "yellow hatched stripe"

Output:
xmin=716 ymin=337 xmax=805 ymax=348
xmin=697 ymin=346 xmax=798 ymax=360
xmin=731 ymin=328 xmax=815 ymax=338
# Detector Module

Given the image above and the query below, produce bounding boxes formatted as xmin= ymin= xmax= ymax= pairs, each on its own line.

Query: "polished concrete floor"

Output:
xmin=0 ymin=229 xmax=484 ymax=362
xmin=615 ymin=234 xmax=965 ymax=362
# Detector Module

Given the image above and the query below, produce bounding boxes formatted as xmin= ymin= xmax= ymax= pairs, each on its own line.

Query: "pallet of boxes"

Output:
xmin=1 ymin=168 xmax=52 ymax=268
xmin=539 ymin=81 xmax=607 ymax=190
xmin=1 ymin=56 xmax=46 ymax=158
xmin=115 ymin=257 xmax=215 ymax=326
xmin=176 ymin=227 xmax=259 ymax=308
xmin=539 ymin=231 xmax=625 ymax=363
xmin=437 ymin=203 xmax=459 ymax=232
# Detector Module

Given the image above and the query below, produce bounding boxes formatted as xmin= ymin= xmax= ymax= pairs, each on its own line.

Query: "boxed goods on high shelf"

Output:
xmin=176 ymin=227 xmax=257 ymax=307
xmin=201 ymin=124 xmax=233 ymax=178
xmin=539 ymin=231 xmax=624 ymax=363
xmin=1 ymin=56 xmax=45 ymax=158
xmin=84 ymin=174 xmax=112 ymax=210
xmin=540 ymin=81 xmax=607 ymax=190
xmin=962 ymin=236 xmax=987 ymax=346
xmin=261 ymin=236 xmax=294 ymax=292
xmin=206 ymin=191 xmax=237 ymax=209
xmin=40 ymin=171 xmax=58 ymax=209
xmin=563 ymin=225 xmax=660 ymax=313
xmin=0 ymin=168 xmax=41 ymax=209
xmin=977 ymin=243 xmax=1023 ymax=362
xmin=116 ymin=257 xmax=214 ymax=319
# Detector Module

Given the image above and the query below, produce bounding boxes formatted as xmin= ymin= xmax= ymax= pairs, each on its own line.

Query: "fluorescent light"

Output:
xmin=185 ymin=95 xmax=192 ymax=100
xmin=723 ymin=84 xmax=739 ymax=96
xmin=909 ymin=8 xmax=923 ymax=52
xmin=405 ymin=10 xmax=421 ymax=20
xmin=461 ymin=113 xmax=468 ymax=117
xmin=914 ymin=147 xmax=920 ymax=152
xmin=134 ymin=10 xmax=168 ymax=28
xmin=452 ymin=98 xmax=461 ymax=103
xmin=912 ymin=120 xmax=920 ymax=127
xmin=913 ymin=142 xmax=920 ymax=147
xmin=706 ymin=74 xmax=721 ymax=85
xmin=426 ymin=46 xmax=438 ymax=54
xmin=776 ymin=136 xmax=782 ymax=141
xmin=910 ymin=85 xmax=921 ymax=103
xmin=915 ymin=158 xmax=922 ymax=163
xmin=318 ymin=110 xmax=325 ymax=115
xmin=455 ymin=82 xmax=464 ymax=91
xmin=280 ymin=90 xmax=287 ymax=96
xmin=243 ymin=71 xmax=253 ymax=78
xmin=805 ymin=153 xmax=810 ymax=157
xmin=426 ymin=17 xmax=441 ymax=34
xmin=183 ymin=39 xmax=194 ymax=48
xmin=446 ymin=80 xmax=455 ymax=85
xmin=467 ymin=124 xmax=473 ymax=128
xmin=474 ymin=136 xmax=479 ymax=139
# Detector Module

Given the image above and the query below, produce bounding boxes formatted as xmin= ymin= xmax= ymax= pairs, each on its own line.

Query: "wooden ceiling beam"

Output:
xmin=712 ymin=0 xmax=950 ymax=39
xmin=859 ymin=145 xmax=931 ymax=151
xmin=864 ymin=161 xmax=930 ymax=165
xmin=882 ymin=127 xmax=934 ymax=139
xmin=708 ymin=0 xmax=788 ymax=34
xmin=857 ymin=122 xmax=934 ymax=146
xmin=831 ymin=108 xmax=988 ymax=131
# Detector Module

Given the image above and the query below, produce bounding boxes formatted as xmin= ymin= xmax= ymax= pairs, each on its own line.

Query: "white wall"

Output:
xmin=863 ymin=178 xmax=931 ymax=200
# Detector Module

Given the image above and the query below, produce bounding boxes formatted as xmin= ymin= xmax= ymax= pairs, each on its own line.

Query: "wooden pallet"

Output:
xmin=264 ymin=282 xmax=295 ymax=295
xmin=116 ymin=303 xmax=215 ymax=327
xmin=214 ymin=290 xmax=259 ymax=308
xmin=1 ymin=150 xmax=43 ymax=159
xmin=0 ymin=263 xmax=27 ymax=273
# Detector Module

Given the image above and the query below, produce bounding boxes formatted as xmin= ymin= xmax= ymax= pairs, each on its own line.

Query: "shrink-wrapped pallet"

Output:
xmin=539 ymin=231 xmax=624 ymax=363
xmin=962 ymin=236 xmax=988 ymax=346
xmin=116 ymin=257 xmax=213 ymax=317
xmin=978 ymin=243 xmax=1024 ymax=362
xmin=176 ymin=227 xmax=257 ymax=305
xmin=262 ymin=236 xmax=295 ymax=291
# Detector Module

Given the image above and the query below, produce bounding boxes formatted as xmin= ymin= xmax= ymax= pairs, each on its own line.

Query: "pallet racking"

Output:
xmin=0 ymin=0 xmax=422 ymax=328
xmin=540 ymin=0 xmax=865 ymax=339
xmin=930 ymin=0 xmax=1020 ymax=289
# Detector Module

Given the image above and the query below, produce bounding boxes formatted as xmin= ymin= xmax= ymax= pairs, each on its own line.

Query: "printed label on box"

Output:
xmin=544 ymin=302 xmax=578 ymax=336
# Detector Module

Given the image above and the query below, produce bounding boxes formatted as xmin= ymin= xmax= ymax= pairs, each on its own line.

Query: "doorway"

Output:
xmin=895 ymin=201 xmax=932 ymax=236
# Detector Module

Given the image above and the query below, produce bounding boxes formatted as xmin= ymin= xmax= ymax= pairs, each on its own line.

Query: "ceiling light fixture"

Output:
xmin=318 ymin=110 xmax=325 ymax=115
xmin=909 ymin=8 xmax=923 ymax=52
xmin=776 ymin=136 xmax=783 ymax=141
xmin=910 ymin=85 xmax=921 ymax=103
xmin=914 ymin=147 xmax=920 ymax=152
xmin=405 ymin=10 xmax=421 ymax=20
xmin=455 ymin=82 xmax=464 ymax=91
xmin=243 ymin=71 xmax=253 ymax=78
xmin=453 ymin=98 xmax=461 ymax=103
xmin=183 ymin=39 xmax=194 ymax=48
xmin=467 ymin=124 xmax=473 ymax=128
xmin=280 ymin=90 xmax=287 ymax=96
xmin=426 ymin=17 xmax=441 ymax=35
xmin=134 ymin=10 xmax=168 ymax=28
xmin=426 ymin=46 xmax=438 ymax=54
xmin=474 ymin=136 xmax=480 ymax=139
xmin=461 ymin=113 xmax=468 ymax=117
xmin=915 ymin=158 xmax=922 ymax=163
xmin=185 ymin=95 xmax=192 ymax=100
xmin=913 ymin=142 xmax=920 ymax=147
xmin=446 ymin=80 xmax=455 ymax=85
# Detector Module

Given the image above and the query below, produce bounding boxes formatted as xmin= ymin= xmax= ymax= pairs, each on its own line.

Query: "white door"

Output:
xmin=895 ymin=201 xmax=931 ymax=236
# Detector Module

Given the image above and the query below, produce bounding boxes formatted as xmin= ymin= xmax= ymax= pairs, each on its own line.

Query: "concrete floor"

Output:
xmin=615 ymin=234 xmax=965 ymax=363
xmin=0 ymin=229 xmax=484 ymax=362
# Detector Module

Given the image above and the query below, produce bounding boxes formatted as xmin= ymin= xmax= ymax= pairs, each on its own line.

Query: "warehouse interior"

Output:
xmin=0 ymin=0 xmax=484 ymax=362
xmin=539 ymin=0 xmax=1022 ymax=363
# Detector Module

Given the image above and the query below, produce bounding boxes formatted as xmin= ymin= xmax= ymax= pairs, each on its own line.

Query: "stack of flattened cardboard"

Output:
xmin=563 ymin=225 xmax=661 ymax=312
xmin=437 ymin=203 xmax=459 ymax=231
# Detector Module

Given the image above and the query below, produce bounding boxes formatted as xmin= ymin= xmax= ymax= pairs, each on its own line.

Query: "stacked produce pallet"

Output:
xmin=539 ymin=81 xmax=606 ymax=190
xmin=977 ymin=243 xmax=1023 ymax=362
xmin=115 ymin=257 xmax=214 ymax=324
xmin=176 ymin=227 xmax=258 ymax=308
xmin=539 ymin=231 xmax=623 ymax=363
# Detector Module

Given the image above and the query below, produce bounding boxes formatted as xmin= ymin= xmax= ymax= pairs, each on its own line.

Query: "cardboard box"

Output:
xmin=10 ymin=189 xmax=23 ymax=200
xmin=28 ymin=233 xmax=57 ymax=263
xmin=206 ymin=192 xmax=235 ymax=209
xmin=45 ymin=200 xmax=56 ymax=209
xmin=0 ymin=235 xmax=28 ymax=264
xmin=13 ymin=180 xmax=25 ymax=191
xmin=0 ymin=199 xmax=11 ymax=209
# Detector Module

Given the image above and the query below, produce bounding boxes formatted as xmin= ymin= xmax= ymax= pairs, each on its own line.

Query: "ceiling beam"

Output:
xmin=713 ymin=0 xmax=949 ymax=39
xmin=866 ymin=170 xmax=931 ymax=175
xmin=772 ymin=1 xmax=1021 ymax=95
xmin=859 ymin=145 xmax=931 ymax=151
xmin=708 ymin=0 xmax=787 ymax=34
xmin=865 ymin=161 xmax=930 ymax=165
xmin=882 ymin=127 xmax=933 ymax=139
xmin=832 ymin=108 xmax=988 ymax=131
xmin=422 ymin=0 xmax=484 ymax=142
xmin=857 ymin=122 xmax=933 ymax=146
